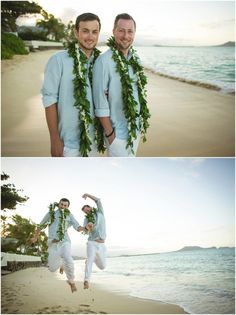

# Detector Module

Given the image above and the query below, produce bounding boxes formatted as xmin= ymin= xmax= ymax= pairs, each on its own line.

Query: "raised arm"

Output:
xmin=82 ymin=193 xmax=99 ymax=202
xmin=83 ymin=194 xmax=104 ymax=214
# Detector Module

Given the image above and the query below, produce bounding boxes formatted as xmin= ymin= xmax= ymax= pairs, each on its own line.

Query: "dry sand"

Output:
xmin=1 ymin=50 xmax=235 ymax=157
xmin=1 ymin=267 xmax=187 ymax=314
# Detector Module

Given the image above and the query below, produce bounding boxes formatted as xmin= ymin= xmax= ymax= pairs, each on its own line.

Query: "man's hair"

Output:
xmin=75 ymin=12 xmax=101 ymax=30
xmin=82 ymin=204 xmax=91 ymax=211
xmin=113 ymin=13 xmax=136 ymax=30
xmin=59 ymin=198 xmax=70 ymax=206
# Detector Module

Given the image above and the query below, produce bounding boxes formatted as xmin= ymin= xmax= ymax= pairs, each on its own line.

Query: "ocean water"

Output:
xmin=135 ymin=46 xmax=235 ymax=93
xmin=73 ymin=248 xmax=235 ymax=314
xmin=100 ymin=45 xmax=235 ymax=93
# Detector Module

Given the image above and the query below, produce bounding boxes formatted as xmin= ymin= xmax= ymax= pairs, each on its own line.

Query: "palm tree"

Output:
xmin=36 ymin=13 xmax=66 ymax=41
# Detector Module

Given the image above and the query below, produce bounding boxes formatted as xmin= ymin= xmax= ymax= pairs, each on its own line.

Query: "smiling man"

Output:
xmin=41 ymin=13 xmax=102 ymax=157
xmin=93 ymin=13 xmax=150 ymax=157
xmin=30 ymin=198 xmax=88 ymax=293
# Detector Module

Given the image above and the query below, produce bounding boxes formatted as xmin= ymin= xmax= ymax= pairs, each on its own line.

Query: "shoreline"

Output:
xmin=1 ymin=50 xmax=235 ymax=157
xmin=1 ymin=267 xmax=187 ymax=314
xmin=145 ymin=68 xmax=234 ymax=94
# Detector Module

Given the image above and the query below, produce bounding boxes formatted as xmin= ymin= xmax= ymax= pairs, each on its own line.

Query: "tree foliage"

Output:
xmin=2 ymin=215 xmax=48 ymax=262
xmin=63 ymin=20 xmax=75 ymax=43
xmin=1 ymin=173 xmax=29 ymax=211
xmin=1 ymin=173 xmax=48 ymax=262
xmin=1 ymin=1 xmax=42 ymax=32
xmin=36 ymin=12 xmax=66 ymax=41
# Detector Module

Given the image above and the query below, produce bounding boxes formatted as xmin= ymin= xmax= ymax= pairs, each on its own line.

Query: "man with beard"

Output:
xmin=81 ymin=193 xmax=106 ymax=289
xmin=93 ymin=13 xmax=150 ymax=157
xmin=41 ymin=13 xmax=102 ymax=157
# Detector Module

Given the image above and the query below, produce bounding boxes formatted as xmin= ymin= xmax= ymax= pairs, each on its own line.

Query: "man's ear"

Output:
xmin=74 ymin=28 xmax=79 ymax=39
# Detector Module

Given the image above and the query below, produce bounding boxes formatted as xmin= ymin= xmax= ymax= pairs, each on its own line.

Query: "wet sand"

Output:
xmin=1 ymin=267 xmax=187 ymax=314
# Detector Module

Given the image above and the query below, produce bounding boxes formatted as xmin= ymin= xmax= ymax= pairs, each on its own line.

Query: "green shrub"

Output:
xmin=1 ymin=45 xmax=14 ymax=59
xmin=1 ymin=32 xmax=29 ymax=59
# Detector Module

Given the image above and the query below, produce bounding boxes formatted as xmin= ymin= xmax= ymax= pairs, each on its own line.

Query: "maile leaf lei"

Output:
xmin=66 ymin=41 xmax=105 ymax=156
xmin=40 ymin=202 xmax=70 ymax=241
xmin=107 ymin=36 xmax=151 ymax=152
xmin=85 ymin=207 xmax=97 ymax=224
xmin=83 ymin=207 xmax=97 ymax=235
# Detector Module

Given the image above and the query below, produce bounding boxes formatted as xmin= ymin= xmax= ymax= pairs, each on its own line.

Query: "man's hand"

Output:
xmin=29 ymin=228 xmax=41 ymax=244
xmin=50 ymin=136 xmax=64 ymax=157
xmin=82 ymin=193 xmax=88 ymax=199
xmin=82 ymin=193 xmax=98 ymax=202
xmin=107 ymin=131 xmax=116 ymax=145
xmin=30 ymin=235 xmax=38 ymax=244
xmin=86 ymin=222 xmax=94 ymax=232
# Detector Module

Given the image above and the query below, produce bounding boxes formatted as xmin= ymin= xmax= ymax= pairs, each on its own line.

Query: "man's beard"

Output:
xmin=117 ymin=41 xmax=132 ymax=51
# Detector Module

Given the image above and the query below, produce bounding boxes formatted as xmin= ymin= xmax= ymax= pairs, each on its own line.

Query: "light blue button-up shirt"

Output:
xmin=83 ymin=199 xmax=106 ymax=241
xmin=40 ymin=209 xmax=80 ymax=243
xmin=93 ymin=48 xmax=141 ymax=140
xmin=41 ymin=49 xmax=96 ymax=149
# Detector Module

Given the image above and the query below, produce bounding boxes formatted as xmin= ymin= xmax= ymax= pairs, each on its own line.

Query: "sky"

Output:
xmin=1 ymin=158 xmax=235 ymax=257
xmin=19 ymin=0 xmax=235 ymax=45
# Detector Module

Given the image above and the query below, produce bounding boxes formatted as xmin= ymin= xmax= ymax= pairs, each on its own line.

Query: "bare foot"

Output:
xmin=67 ymin=281 xmax=77 ymax=293
xmin=84 ymin=280 xmax=89 ymax=289
xmin=59 ymin=267 xmax=64 ymax=274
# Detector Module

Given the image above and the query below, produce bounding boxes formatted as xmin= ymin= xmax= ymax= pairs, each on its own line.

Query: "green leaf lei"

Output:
xmin=107 ymin=36 xmax=151 ymax=151
xmin=85 ymin=207 xmax=97 ymax=224
xmin=40 ymin=202 xmax=70 ymax=241
xmin=66 ymin=41 xmax=105 ymax=156
xmin=83 ymin=207 xmax=97 ymax=235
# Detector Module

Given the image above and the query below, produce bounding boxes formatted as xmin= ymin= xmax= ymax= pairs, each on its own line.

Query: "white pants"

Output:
xmin=48 ymin=241 xmax=75 ymax=283
xmin=63 ymin=144 xmax=100 ymax=157
xmin=84 ymin=241 xmax=106 ymax=281
xmin=106 ymin=135 xmax=140 ymax=157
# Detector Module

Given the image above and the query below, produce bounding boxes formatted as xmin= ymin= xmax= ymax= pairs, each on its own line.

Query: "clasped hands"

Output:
xmin=86 ymin=222 xmax=94 ymax=232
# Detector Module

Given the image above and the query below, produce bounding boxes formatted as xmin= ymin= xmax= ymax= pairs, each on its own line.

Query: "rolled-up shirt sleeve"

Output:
xmin=69 ymin=213 xmax=80 ymax=231
xmin=83 ymin=217 xmax=88 ymax=227
xmin=95 ymin=198 xmax=104 ymax=214
xmin=93 ymin=56 xmax=110 ymax=117
xmin=39 ymin=212 xmax=50 ymax=228
xmin=41 ymin=54 xmax=62 ymax=108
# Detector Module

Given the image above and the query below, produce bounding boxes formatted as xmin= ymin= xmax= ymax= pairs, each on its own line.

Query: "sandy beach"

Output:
xmin=1 ymin=49 xmax=235 ymax=157
xmin=1 ymin=267 xmax=187 ymax=314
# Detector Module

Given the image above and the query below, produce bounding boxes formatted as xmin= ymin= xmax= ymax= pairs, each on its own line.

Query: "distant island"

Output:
xmin=176 ymin=246 xmax=234 ymax=252
xmin=216 ymin=41 xmax=235 ymax=47
xmin=150 ymin=41 xmax=235 ymax=48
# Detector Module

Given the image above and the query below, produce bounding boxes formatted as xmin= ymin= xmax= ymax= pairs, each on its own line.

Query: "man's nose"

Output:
xmin=123 ymin=30 xmax=130 ymax=39
xmin=88 ymin=32 xmax=94 ymax=38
